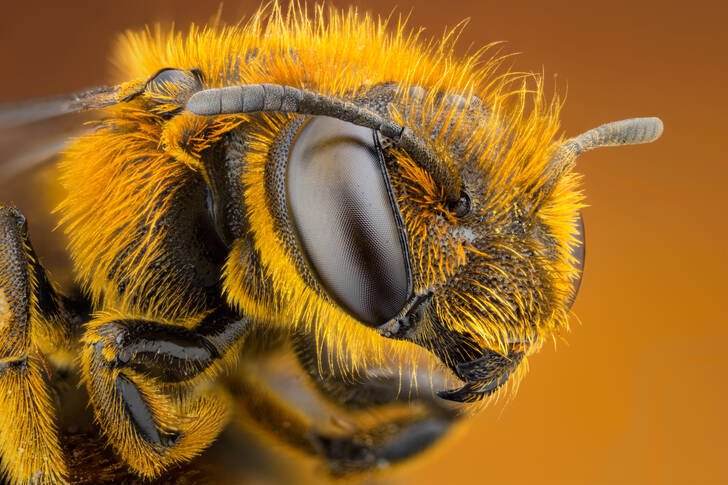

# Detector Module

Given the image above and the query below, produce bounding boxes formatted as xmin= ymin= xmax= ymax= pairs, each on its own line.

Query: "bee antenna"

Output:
xmin=187 ymin=84 xmax=462 ymax=202
xmin=528 ymin=117 xmax=663 ymax=217
xmin=550 ymin=117 xmax=664 ymax=170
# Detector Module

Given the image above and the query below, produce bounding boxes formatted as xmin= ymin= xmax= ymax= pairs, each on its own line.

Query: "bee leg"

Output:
xmin=226 ymin=367 xmax=455 ymax=476
xmin=226 ymin=369 xmax=322 ymax=456
xmin=0 ymin=206 xmax=73 ymax=485
xmin=313 ymin=417 xmax=452 ymax=476
xmin=290 ymin=332 xmax=460 ymax=475
xmin=80 ymin=309 xmax=249 ymax=479
xmin=292 ymin=331 xmax=458 ymax=415
xmin=227 ymin=331 xmax=459 ymax=476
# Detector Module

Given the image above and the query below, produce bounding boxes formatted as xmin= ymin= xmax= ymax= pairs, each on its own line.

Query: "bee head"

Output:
xmin=354 ymin=83 xmax=588 ymax=402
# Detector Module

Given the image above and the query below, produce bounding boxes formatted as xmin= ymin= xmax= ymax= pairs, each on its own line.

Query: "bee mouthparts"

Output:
xmin=377 ymin=292 xmax=432 ymax=339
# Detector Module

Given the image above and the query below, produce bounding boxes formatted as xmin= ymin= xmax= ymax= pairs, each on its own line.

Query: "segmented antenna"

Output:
xmin=530 ymin=116 xmax=664 ymax=212
xmin=550 ymin=117 xmax=664 ymax=169
xmin=187 ymin=85 xmax=463 ymax=202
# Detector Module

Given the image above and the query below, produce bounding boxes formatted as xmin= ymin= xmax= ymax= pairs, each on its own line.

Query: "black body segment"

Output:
xmin=0 ymin=206 xmax=73 ymax=483
xmin=314 ymin=417 xmax=451 ymax=476
xmin=91 ymin=308 xmax=250 ymax=383
xmin=0 ymin=206 xmax=80 ymax=358
xmin=115 ymin=373 xmax=179 ymax=447
xmin=286 ymin=116 xmax=410 ymax=327
xmin=0 ymin=207 xmax=31 ymax=360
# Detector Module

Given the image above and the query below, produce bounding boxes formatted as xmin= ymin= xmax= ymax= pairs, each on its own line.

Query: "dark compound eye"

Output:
xmin=448 ymin=191 xmax=471 ymax=218
xmin=286 ymin=116 xmax=411 ymax=327
xmin=145 ymin=68 xmax=202 ymax=106
xmin=566 ymin=212 xmax=585 ymax=310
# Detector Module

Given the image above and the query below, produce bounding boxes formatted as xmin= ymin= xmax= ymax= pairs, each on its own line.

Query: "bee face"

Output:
xmin=382 ymin=88 xmax=587 ymax=401
xmin=295 ymin=85 xmax=587 ymax=402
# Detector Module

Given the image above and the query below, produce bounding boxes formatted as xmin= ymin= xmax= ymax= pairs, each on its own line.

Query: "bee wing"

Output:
xmin=0 ymin=85 xmax=128 ymax=131
xmin=0 ymin=111 xmax=93 ymax=182
xmin=0 ymin=83 xmax=137 ymax=182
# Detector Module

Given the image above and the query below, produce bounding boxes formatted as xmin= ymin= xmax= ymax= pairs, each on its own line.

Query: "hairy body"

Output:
xmin=0 ymin=3 xmax=661 ymax=484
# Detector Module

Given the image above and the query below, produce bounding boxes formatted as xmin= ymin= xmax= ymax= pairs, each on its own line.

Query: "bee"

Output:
xmin=0 ymin=3 xmax=663 ymax=484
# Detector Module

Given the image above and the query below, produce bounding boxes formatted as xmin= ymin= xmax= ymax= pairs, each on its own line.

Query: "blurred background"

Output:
xmin=1 ymin=2 xmax=726 ymax=484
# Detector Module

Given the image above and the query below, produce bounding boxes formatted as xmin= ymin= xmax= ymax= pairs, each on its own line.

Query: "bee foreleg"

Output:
xmin=226 ymin=367 xmax=454 ymax=476
xmin=292 ymin=331 xmax=457 ymax=416
xmin=0 ymin=206 xmax=71 ymax=485
xmin=225 ymin=330 xmax=459 ymax=476
xmin=313 ymin=417 xmax=451 ymax=476
xmin=80 ymin=309 xmax=248 ymax=478
xmin=227 ymin=363 xmax=454 ymax=477
xmin=290 ymin=331 xmax=460 ymax=475
xmin=90 ymin=308 xmax=248 ymax=382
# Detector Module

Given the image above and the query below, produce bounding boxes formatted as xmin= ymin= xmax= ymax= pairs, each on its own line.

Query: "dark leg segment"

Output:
xmin=227 ymin=329 xmax=460 ymax=477
xmin=96 ymin=307 xmax=247 ymax=382
xmin=291 ymin=331 xmax=457 ymax=416
xmin=314 ymin=416 xmax=451 ymax=475
xmin=291 ymin=331 xmax=460 ymax=474
xmin=0 ymin=206 xmax=71 ymax=485
xmin=228 ymin=365 xmax=454 ymax=476
xmin=81 ymin=308 xmax=249 ymax=478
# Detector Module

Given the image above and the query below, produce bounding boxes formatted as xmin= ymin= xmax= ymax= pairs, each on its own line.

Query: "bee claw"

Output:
xmin=436 ymin=387 xmax=471 ymax=403
xmin=438 ymin=348 xmax=525 ymax=402
xmin=437 ymin=379 xmax=501 ymax=403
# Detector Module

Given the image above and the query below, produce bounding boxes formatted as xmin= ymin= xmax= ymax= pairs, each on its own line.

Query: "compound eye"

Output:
xmin=287 ymin=116 xmax=410 ymax=327
xmin=566 ymin=212 xmax=586 ymax=309
xmin=146 ymin=68 xmax=201 ymax=106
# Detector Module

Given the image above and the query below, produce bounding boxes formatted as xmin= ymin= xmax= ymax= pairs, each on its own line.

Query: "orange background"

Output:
xmin=1 ymin=2 xmax=726 ymax=484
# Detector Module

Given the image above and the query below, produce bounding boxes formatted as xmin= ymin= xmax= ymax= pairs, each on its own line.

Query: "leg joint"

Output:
xmin=0 ymin=357 xmax=28 ymax=372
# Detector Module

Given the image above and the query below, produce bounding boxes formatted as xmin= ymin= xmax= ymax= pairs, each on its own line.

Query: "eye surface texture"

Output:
xmin=287 ymin=116 xmax=410 ymax=327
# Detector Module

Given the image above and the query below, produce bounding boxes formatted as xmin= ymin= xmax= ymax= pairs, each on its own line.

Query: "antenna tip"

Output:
xmin=636 ymin=116 xmax=664 ymax=143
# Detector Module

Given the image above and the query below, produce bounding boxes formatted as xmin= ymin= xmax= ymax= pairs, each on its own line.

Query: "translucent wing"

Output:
xmin=0 ymin=85 xmax=127 ymax=130
xmin=0 ymin=83 xmax=136 ymax=182
xmin=0 ymin=111 xmax=93 ymax=182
